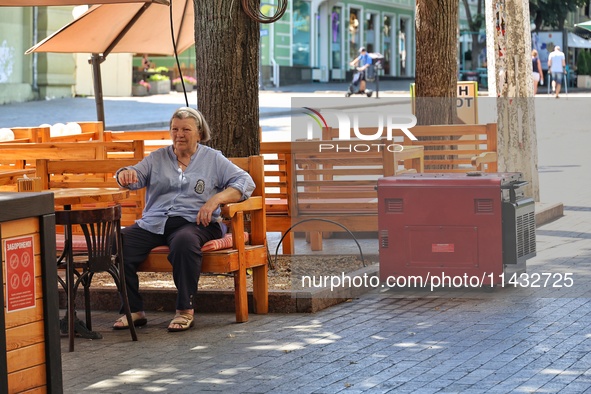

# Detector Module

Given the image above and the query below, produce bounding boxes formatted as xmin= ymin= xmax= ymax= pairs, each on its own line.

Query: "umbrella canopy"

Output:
xmin=25 ymin=0 xmax=194 ymax=123
xmin=575 ymin=20 xmax=591 ymax=39
xmin=26 ymin=0 xmax=193 ymax=56
xmin=1 ymin=0 xmax=168 ymax=5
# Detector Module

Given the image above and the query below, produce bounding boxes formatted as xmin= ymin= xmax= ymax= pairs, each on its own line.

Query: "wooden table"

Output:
xmin=50 ymin=187 xmax=129 ymax=209
xmin=393 ymin=145 xmax=424 ymax=174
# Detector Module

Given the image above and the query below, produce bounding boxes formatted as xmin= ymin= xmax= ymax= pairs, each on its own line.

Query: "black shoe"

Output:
xmin=366 ymin=90 xmax=373 ymax=97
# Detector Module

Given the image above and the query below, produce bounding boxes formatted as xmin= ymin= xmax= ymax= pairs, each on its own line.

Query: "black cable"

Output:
xmin=272 ymin=218 xmax=366 ymax=270
xmin=169 ymin=0 xmax=188 ymax=107
xmin=241 ymin=0 xmax=287 ymax=24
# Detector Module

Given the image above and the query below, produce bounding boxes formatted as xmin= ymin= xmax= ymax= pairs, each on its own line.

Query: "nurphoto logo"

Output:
xmin=301 ymin=107 xmax=418 ymax=153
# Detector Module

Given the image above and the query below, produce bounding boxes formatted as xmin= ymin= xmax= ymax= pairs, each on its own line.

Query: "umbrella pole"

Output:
xmin=90 ymin=53 xmax=105 ymax=125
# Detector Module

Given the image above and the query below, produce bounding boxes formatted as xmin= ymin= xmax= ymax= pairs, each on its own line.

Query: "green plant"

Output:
xmin=584 ymin=51 xmax=591 ymax=76
xmin=577 ymin=51 xmax=589 ymax=76
xmin=155 ymin=66 xmax=169 ymax=74
xmin=147 ymin=73 xmax=170 ymax=82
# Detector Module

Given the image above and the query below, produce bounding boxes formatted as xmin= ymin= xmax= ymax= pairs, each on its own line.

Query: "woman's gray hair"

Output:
xmin=170 ymin=107 xmax=211 ymax=143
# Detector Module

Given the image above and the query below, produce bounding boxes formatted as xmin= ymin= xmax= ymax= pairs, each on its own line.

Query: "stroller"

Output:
xmin=346 ymin=52 xmax=383 ymax=97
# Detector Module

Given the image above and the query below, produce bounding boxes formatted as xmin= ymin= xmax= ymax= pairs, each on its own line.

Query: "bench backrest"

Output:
xmin=260 ymin=141 xmax=293 ymax=219
xmin=104 ymin=130 xmax=172 ymax=157
xmin=265 ymin=140 xmax=394 ymax=216
xmin=0 ymin=141 xmax=145 ymax=170
xmin=322 ymin=123 xmax=498 ymax=172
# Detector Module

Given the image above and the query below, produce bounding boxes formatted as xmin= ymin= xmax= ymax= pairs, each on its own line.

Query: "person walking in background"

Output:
xmin=532 ymin=49 xmax=543 ymax=95
xmin=548 ymin=45 xmax=566 ymax=98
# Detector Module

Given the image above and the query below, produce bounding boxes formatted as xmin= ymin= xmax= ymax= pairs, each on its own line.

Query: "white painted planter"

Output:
xmin=577 ymin=75 xmax=591 ymax=88
xmin=150 ymin=80 xmax=171 ymax=95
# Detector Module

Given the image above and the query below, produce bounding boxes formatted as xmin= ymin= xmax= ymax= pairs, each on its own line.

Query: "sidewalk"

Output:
xmin=2 ymin=83 xmax=591 ymax=392
xmin=0 ymin=79 xmax=415 ymax=130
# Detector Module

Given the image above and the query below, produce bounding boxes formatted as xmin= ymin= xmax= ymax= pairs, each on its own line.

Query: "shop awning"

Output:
xmin=568 ymin=32 xmax=591 ymax=48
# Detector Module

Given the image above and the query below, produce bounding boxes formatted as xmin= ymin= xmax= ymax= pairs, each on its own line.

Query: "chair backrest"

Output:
xmin=54 ymin=205 xmax=122 ymax=272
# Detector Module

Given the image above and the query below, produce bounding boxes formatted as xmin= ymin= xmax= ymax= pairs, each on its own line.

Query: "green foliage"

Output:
xmin=155 ymin=66 xmax=169 ymax=74
xmin=530 ymin=0 xmax=587 ymax=30
xmin=577 ymin=51 xmax=589 ymax=75
xmin=147 ymin=73 xmax=170 ymax=81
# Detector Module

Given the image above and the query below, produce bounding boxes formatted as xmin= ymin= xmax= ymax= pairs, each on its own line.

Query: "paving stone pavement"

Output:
xmin=4 ymin=85 xmax=590 ymax=392
xmin=61 ymin=114 xmax=591 ymax=392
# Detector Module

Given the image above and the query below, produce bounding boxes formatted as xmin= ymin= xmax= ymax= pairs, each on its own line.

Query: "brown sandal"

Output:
xmin=167 ymin=313 xmax=194 ymax=332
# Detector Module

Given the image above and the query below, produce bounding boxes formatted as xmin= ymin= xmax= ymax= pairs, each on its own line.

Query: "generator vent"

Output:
xmin=379 ymin=230 xmax=389 ymax=248
xmin=517 ymin=211 xmax=536 ymax=257
xmin=474 ymin=199 xmax=494 ymax=213
xmin=385 ymin=198 xmax=403 ymax=213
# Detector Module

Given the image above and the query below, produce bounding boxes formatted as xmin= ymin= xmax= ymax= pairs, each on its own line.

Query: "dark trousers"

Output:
xmin=121 ymin=217 xmax=224 ymax=312
xmin=350 ymin=70 xmax=366 ymax=92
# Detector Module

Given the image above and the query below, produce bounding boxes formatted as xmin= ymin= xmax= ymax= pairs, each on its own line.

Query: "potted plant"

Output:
xmin=147 ymin=73 xmax=171 ymax=94
xmin=132 ymin=80 xmax=151 ymax=96
xmin=577 ymin=50 xmax=591 ymax=88
xmin=172 ymin=76 xmax=197 ymax=92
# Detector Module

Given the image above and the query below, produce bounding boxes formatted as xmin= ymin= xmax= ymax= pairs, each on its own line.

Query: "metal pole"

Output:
xmin=90 ymin=54 xmax=105 ymax=125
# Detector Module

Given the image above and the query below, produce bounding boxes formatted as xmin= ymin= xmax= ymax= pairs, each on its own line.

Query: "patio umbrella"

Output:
xmin=0 ymin=0 xmax=168 ymax=5
xmin=25 ymin=0 xmax=194 ymax=124
xmin=575 ymin=20 xmax=591 ymax=39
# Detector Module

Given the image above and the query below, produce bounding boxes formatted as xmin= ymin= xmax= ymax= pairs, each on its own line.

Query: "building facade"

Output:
xmin=261 ymin=0 xmax=416 ymax=86
xmin=1 ymin=1 xmax=416 ymax=104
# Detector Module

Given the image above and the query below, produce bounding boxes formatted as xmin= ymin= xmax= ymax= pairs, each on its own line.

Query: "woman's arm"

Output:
xmin=197 ymin=187 xmax=242 ymax=226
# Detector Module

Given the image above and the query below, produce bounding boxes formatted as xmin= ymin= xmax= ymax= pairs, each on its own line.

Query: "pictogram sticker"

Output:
xmin=4 ymin=235 xmax=36 ymax=312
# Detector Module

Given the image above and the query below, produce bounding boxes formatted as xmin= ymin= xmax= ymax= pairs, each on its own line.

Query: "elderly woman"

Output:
xmin=113 ymin=107 xmax=255 ymax=332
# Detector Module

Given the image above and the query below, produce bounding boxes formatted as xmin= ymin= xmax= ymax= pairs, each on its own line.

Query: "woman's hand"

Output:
xmin=117 ymin=169 xmax=138 ymax=187
xmin=197 ymin=199 xmax=220 ymax=226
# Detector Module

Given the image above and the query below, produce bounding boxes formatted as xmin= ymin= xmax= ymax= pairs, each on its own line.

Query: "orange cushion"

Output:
xmin=201 ymin=232 xmax=249 ymax=252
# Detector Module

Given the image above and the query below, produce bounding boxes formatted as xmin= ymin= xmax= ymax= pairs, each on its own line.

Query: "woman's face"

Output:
xmin=170 ymin=117 xmax=200 ymax=154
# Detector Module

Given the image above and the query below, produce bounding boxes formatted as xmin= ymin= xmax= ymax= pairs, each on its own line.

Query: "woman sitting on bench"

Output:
xmin=113 ymin=107 xmax=255 ymax=332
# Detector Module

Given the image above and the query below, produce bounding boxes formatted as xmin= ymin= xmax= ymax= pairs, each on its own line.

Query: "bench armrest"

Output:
xmin=471 ymin=151 xmax=498 ymax=169
xmin=221 ymin=196 xmax=263 ymax=217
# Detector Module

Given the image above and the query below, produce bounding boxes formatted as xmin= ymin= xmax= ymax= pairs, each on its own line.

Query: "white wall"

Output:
xmin=75 ymin=53 xmax=132 ymax=97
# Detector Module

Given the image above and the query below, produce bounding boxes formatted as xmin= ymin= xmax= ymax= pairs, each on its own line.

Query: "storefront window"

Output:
xmin=293 ymin=0 xmax=311 ymax=66
xmin=349 ymin=8 xmax=361 ymax=60
xmin=364 ymin=12 xmax=377 ymax=53
xmin=330 ymin=6 xmax=342 ymax=69
xmin=382 ymin=15 xmax=392 ymax=75
xmin=399 ymin=18 xmax=408 ymax=76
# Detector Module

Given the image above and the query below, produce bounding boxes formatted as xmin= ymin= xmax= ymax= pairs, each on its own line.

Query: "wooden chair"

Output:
xmin=55 ymin=205 xmax=137 ymax=352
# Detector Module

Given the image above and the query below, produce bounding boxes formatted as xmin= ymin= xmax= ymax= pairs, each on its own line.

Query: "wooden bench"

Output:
xmin=261 ymin=140 xmax=402 ymax=251
xmin=322 ymin=123 xmax=497 ymax=172
xmin=400 ymin=123 xmax=498 ymax=172
xmin=36 ymin=155 xmax=268 ymax=323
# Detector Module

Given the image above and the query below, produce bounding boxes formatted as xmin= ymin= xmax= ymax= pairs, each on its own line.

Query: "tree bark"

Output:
xmin=489 ymin=0 xmax=540 ymax=200
xmin=415 ymin=0 xmax=459 ymax=125
xmin=194 ymin=1 xmax=260 ymax=157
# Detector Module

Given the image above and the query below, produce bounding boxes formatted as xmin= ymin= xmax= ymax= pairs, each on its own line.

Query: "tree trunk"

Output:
xmin=194 ymin=1 xmax=260 ymax=157
xmin=415 ymin=0 xmax=459 ymax=125
xmin=488 ymin=0 xmax=540 ymax=200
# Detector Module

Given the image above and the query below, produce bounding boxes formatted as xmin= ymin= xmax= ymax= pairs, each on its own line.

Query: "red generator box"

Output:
xmin=377 ymin=172 xmax=536 ymax=287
